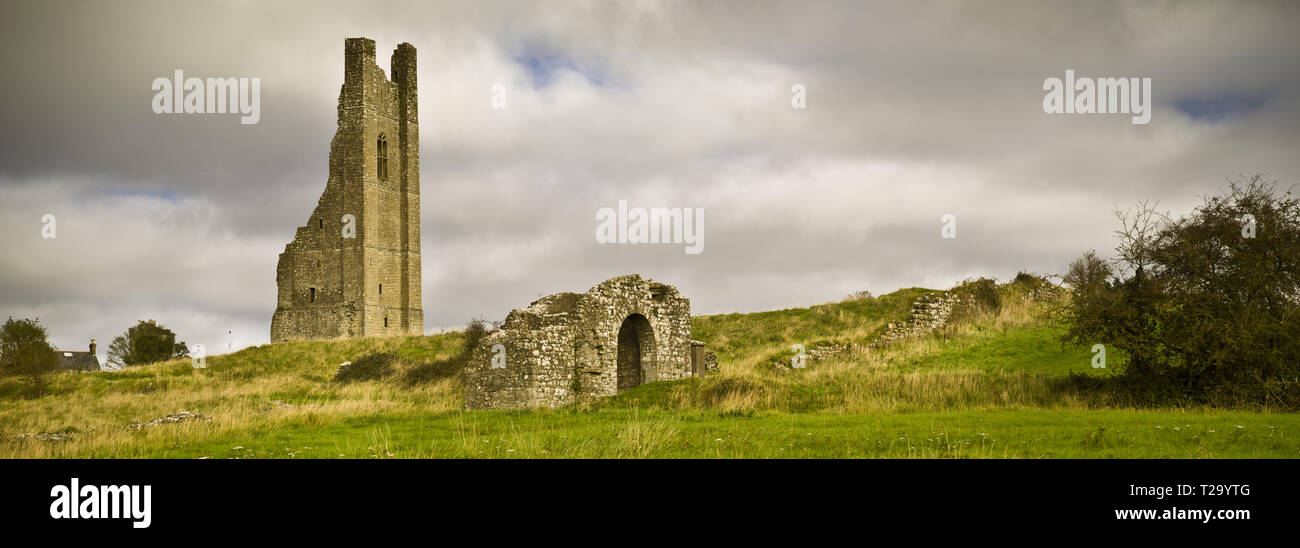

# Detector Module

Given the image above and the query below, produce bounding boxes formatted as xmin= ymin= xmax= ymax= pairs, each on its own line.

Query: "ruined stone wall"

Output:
xmin=871 ymin=292 xmax=962 ymax=346
xmin=791 ymin=291 xmax=964 ymax=366
xmin=465 ymin=275 xmax=696 ymax=410
xmin=271 ymin=38 xmax=422 ymax=342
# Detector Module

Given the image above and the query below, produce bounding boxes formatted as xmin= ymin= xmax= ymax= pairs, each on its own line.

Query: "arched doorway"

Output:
xmin=616 ymin=314 xmax=654 ymax=392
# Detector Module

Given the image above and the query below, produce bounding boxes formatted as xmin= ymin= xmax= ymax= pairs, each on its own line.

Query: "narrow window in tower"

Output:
xmin=310 ymin=287 xmax=316 ymax=302
xmin=318 ymin=218 xmax=323 ymax=229
xmin=379 ymin=283 xmax=383 ymax=295
xmin=384 ymin=317 xmax=389 ymax=328
xmin=377 ymin=134 xmax=389 ymax=180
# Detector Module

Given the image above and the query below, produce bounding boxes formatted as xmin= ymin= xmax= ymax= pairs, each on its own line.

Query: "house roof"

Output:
xmin=55 ymin=350 xmax=100 ymax=372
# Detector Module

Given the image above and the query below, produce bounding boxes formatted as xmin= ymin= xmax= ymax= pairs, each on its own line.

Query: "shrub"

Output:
xmin=401 ymin=319 xmax=487 ymax=385
xmin=952 ymin=277 xmax=1001 ymax=320
xmin=842 ymin=290 xmax=874 ymax=302
xmin=1012 ymin=271 xmax=1044 ymax=285
xmin=1061 ymin=175 xmax=1300 ymax=407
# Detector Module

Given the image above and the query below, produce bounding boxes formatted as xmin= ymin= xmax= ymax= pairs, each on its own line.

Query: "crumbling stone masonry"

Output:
xmin=794 ymin=291 xmax=964 ymax=366
xmin=871 ymin=292 xmax=962 ymax=347
xmin=271 ymin=38 xmax=423 ymax=341
xmin=465 ymin=275 xmax=713 ymax=410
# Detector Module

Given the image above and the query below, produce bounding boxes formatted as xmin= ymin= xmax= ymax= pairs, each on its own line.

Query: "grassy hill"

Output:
xmin=2 ymin=279 xmax=1297 ymax=458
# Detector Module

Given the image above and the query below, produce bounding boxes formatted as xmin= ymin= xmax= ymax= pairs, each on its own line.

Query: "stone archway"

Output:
xmin=464 ymin=274 xmax=704 ymax=410
xmin=616 ymin=313 xmax=655 ymax=392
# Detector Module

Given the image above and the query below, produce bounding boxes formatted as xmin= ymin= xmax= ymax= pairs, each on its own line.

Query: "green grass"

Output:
xmin=692 ymin=287 xmax=931 ymax=364
xmin=898 ymin=323 xmax=1115 ymax=375
xmin=3 ymin=279 xmax=1297 ymax=458
xmin=85 ymin=408 xmax=1300 ymax=459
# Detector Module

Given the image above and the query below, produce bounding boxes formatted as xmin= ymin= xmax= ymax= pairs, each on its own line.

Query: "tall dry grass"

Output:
xmin=644 ymin=286 xmax=1100 ymax=414
xmin=0 ymin=333 xmax=467 ymax=457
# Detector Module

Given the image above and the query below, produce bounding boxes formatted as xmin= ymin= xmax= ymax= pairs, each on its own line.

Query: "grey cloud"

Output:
xmin=2 ymin=0 xmax=1298 ymax=357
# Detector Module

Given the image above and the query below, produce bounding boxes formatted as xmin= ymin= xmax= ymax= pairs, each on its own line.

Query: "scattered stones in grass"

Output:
xmin=128 ymin=411 xmax=208 ymax=430
xmin=15 ymin=432 xmax=74 ymax=442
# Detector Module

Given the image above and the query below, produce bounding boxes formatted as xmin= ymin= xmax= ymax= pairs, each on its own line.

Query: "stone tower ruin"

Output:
xmin=271 ymin=38 xmax=423 ymax=342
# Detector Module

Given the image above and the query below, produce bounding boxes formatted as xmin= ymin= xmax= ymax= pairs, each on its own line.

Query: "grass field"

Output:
xmin=2 ymin=280 xmax=1297 ymax=458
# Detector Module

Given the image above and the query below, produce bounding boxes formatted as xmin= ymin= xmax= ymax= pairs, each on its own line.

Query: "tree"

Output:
xmin=0 ymin=317 xmax=59 ymax=397
xmin=1061 ymin=175 xmax=1300 ymax=405
xmin=105 ymin=320 xmax=190 ymax=368
xmin=105 ymin=335 xmax=131 ymax=371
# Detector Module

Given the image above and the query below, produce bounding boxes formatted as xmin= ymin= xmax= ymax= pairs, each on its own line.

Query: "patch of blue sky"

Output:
xmin=1174 ymin=93 xmax=1266 ymax=123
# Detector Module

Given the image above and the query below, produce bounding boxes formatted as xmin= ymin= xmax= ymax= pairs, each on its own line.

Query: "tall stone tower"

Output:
xmin=271 ymin=38 xmax=423 ymax=342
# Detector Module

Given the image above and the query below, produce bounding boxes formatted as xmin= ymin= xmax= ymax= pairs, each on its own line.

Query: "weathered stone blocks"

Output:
xmin=465 ymin=274 xmax=701 ymax=410
xmin=271 ymin=38 xmax=423 ymax=342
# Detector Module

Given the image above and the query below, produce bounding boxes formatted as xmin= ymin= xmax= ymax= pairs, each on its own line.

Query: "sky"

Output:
xmin=1 ymin=0 xmax=1297 ymax=362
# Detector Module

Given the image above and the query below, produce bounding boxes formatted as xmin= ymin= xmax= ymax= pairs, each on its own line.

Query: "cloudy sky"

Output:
xmin=1 ymin=0 xmax=1297 ymax=360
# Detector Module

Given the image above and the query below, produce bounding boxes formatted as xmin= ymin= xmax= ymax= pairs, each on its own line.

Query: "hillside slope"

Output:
xmin=2 ymin=279 xmax=1297 ymax=458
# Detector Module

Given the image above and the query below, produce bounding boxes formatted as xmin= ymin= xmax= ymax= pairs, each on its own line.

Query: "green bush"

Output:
xmin=1061 ymin=176 xmax=1300 ymax=407
xmin=401 ymin=319 xmax=487 ymax=385
xmin=952 ymin=277 xmax=1001 ymax=320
